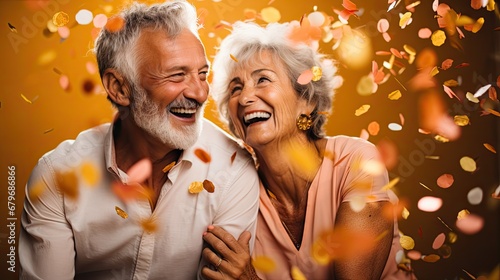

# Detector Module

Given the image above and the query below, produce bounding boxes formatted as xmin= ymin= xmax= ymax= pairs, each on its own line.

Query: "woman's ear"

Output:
xmin=102 ymin=69 xmax=132 ymax=107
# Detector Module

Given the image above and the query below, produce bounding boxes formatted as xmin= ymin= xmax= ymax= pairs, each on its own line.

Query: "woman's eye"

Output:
xmin=258 ymin=77 xmax=270 ymax=83
xmin=230 ymin=86 xmax=242 ymax=95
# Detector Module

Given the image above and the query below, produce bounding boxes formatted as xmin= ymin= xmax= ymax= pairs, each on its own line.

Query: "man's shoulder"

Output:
xmin=42 ymin=123 xmax=111 ymax=162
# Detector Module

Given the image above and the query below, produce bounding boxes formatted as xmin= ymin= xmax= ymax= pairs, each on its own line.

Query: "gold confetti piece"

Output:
xmin=43 ymin=128 xmax=54 ymax=134
xmin=422 ymin=254 xmax=440 ymax=263
xmin=483 ymin=143 xmax=496 ymax=153
xmin=194 ymin=148 xmax=211 ymax=163
xmin=472 ymin=17 xmax=484 ymax=33
xmin=402 ymin=207 xmax=410 ymax=219
xmin=28 ymin=181 xmax=46 ymax=201
xmin=52 ymin=11 xmax=69 ymax=27
xmin=399 ymin=12 xmax=412 ymax=28
xmin=188 ymin=181 xmax=204 ymax=194
xmin=454 ymin=115 xmax=470 ymax=126
xmin=457 ymin=209 xmax=470 ymax=220
xmin=230 ymin=54 xmax=238 ymax=62
xmin=55 ymin=170 xmax=79 ymax=200
xmin=162 ymin=161 xmax=176 ymax=173
xmin=462 ymin=269 xmax=476 ymax=279
xmin=291 ymin=266 xmax=307 ymax=280
xmin=311 ymin=66 xmax=322 ymax=81
xmin=448 ymin=231 xmax=458 ymax=243
xmin=261 ymin=7 xmax=281 ymax=23
xmin=252 ymin=256 xmax=276 ymax=273
xmin=354 ymin=104 xmax=370 ymax=116
xmin=437 ymin=216 xmax=454 ymax=231
xmin=202 ymin=179 xmax=215 ymax=193
xmin=356 ymin=74 xmax=376 ymax=96
xmin=283 ymin=139 xmax=321 ymax=179
xmin=38 ymin=50 xmax=57 ymax=66
xmin=115 ymin=206 xmax=128 ymax=219
xmin=382 ymin=177 xmax=400 ymax=191
xmin=388 ymin=90 xmax=402 ymax=100
xmin=80 ymin=161 xmax=99 ymax=186
xmin=8 ymin=22 xmax=17 ymax=33
xmin=399 ymin=235 xmax=415 ymax=250
xmin=460 ymin=156 xmax=477 ymax=172
xmin=437 ymin=173 xmax=454 ymax=188
xmin=230 ymin=151 xmax=237 ymax=164
xmin=140 ymin=216 xmax=158 ymax=233
xmin=419 ymin=182 xmax=433 ymax=191
xmin=431 ymin=30 xmax=446 ymax=46
xmin=443 ymin=79 xmax=459 ymax=87
xmin=434 ymin=135 xmax=449 ymax=143
xmin=430 ymin=66 xmax=440 ymax=77
xmin=20 ymin=94 xmax=32 ymax=104
xmin=425 ymin=155 xmax=440 ymax=160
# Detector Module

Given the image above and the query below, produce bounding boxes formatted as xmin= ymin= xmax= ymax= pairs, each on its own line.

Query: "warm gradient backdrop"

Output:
xmin=0 ymin=0 xmax=499 ymax=279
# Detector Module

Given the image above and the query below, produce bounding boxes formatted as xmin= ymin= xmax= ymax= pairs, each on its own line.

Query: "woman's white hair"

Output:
xmin=93 ymin=0 xmax=200 ymax=106
xmin=211 ymin=21 xmax=342 ymax=140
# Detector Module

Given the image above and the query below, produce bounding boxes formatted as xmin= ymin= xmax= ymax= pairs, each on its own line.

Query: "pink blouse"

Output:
xmin=253 ymin=136 xmax=415 ymax=279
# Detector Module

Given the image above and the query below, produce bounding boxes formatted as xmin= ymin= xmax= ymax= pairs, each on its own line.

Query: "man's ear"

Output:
xmin=102 ymin=69 xmax=132 ymax=107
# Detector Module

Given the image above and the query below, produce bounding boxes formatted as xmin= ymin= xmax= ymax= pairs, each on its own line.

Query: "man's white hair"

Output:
xmin=211 ymin=21 xmax=342 ymax=140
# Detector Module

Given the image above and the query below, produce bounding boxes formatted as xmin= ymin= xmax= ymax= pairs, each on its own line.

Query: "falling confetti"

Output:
xmin=252 ymin=256 xmax=276 ymax=273
xmin=354 ymin=104 xmax=370 ymax=116
xmin=28 ymin=181 xmax=46 ymax=201
xmin=80 ymin=161 xmax=99 ymax=186
xmin=115 ymin=206 xmax=128 ymax=219
xmin=261 ymin=7 xmax=281 ymax=23
xmin=202 ymin=179 xmax=215 ymax=193
xmin=422 ymin=254 xmax=440 ymax=263
xmin=93 ymin=14 xmax=108 ymax=28
xmin=456 ymin=213 xmax=484 ymax=234
xmin=297 ymin=69 xmax=313 ymax=85
xmin=311 ymin=66 xmax=322 ymax=81
xmin=367 ymin=121 xmax=380 ymax=136
xmin=52 ymin=11 xmax=69 ymax=27
xmin=230 ymin=54 xmax=238 ymax=62
xmin=388 ymin=90 xmax=402 ymax=100
xmin=55 ymin=170 xmax=79 ymax=200
xmin=432 ymin=233 xmax=446 ymax=250
xmin=436 ymin=173 xmax=454 ymax=188
xmin=194 ymin=148 xmax=212 ymax=163
xmin=188 ymin=181 xmax=204 ymax=194
xmin=75 ymin=9 xmax=93 ymax=25
xmin=418 ymin=196 xmax=442 ymax=212
xmin=140 ymin=216 xmax=158 ymax=233
xmin=8 ymin=22 xmax=17 ymax=33
xmin=20 ymin=94 xmax=33 ymax=104
xmin=291 ymin=266 xmax=307 ymax=280
xmin=105 ymin=16 xmax=125 ymax=32
xmin=431 ymin=30 xmax=446 ymax=46
xmin=483 ymin=143 xmax=496 ymax=153
xmin=388 ymin=123 xmax=402 ymax=131
xmin=230 ymin=151 xmax=237 ymax=164
xmin=162 ymin=161 xmax=176 ymax=173
xmin=459 ymin=156 xmax=477 ymax=172
xmin=454 ymin=115 xmax=470 ymax=126
xmin=467 ymin=187 xmax=483 ymax=205
xmin=127 ymin=158 xmax=152 ymax=184
xmin=43 ymin=128 xmax=54 ymax=134
xmin=399 ymin=235 xmax=415 ymax=250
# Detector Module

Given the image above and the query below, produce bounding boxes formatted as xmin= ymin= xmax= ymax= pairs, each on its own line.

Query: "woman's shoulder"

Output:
xmin=325 ymin=135 xmax=376 ymax=152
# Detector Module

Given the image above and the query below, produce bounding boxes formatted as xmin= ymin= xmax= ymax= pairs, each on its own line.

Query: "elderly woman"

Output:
xmin=202 ymin=22 xmax=415 ymax=280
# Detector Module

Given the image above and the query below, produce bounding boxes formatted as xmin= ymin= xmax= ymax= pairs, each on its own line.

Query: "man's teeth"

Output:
xmin=171 ymin=108 xmax=196 ymax=114
xmin=244 ymin=112 xmax=271 ymax=123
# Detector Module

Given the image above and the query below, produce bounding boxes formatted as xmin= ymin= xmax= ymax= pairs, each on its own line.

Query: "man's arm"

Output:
xmin=20 ymin=158 xmax=76 ymax=279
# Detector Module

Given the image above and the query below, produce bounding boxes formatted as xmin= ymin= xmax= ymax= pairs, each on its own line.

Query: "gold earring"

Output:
xmin=296 ymin=114 xmax=312 ymax=131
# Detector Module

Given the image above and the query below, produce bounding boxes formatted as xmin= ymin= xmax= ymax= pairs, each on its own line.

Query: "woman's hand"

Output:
xmin=201 ymin=225 xmax=254 ymax=279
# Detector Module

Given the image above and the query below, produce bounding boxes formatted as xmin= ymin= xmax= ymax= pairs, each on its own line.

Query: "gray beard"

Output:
xmin=130 ymin=85 xmax=204 ymax=150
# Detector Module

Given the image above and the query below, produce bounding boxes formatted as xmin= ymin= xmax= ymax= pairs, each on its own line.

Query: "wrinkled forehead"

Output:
xmin=229 ymin=48 xmax=285 ymax=78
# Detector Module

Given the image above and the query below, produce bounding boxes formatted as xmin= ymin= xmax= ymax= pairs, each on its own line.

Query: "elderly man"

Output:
xmin=19 ymin=1 xmax=259 ymax=279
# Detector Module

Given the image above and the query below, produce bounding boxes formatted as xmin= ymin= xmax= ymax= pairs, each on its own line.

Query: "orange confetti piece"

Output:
xmin=432 ymin=233 xmax=446 ymax=249
xmin=437 ymin=173 xmax=454 ymax=188
xmin=105 ymin=16 xmax=125 ymax=33
xmin=441 ymin=59 xmax=453 ymax=70
xmin=112 ymin=181 xmax=152 ymax=202
xmin=486 ymin=108 xmax=500 ymax=117
xmin=202 ymin=179 xmax=215 ymax=193
xmin=194 ymin=148 xmax=212 ymax=163
xmin=230 ymin=151 xmax=237 ymax=164
xmin=140 ymin=216 xmax=158 ymax=233
xmin=297 ymin=69 xmax=313 ymax=85
xmin=252 ymin=256 xmax=276 ymax=273
xmin=20 ymin=94 xmax=32 ymax=104
xmin=483 ymin=143 xmax=496 ymax=153
xmin=162 ymin=161 xmax=176 ymax=173
xmin=230 ymin=54 xmax=238 ymax=62
xmin=188 ymin=181 xmax=204 ymax=194
xmin=127 ymin=158 xmax=152 ymax=184
xmin=55 ymin=170 xmax=79 ymax=200
xmin=367 ymin=121 xmax=380 ymax=136
xmin=115 ymin=206 xmax=128 ymax=219
xmin=422 ymin=254 xmax=440 ymax=263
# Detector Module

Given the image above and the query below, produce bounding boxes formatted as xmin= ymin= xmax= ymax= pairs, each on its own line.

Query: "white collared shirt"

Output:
xmin=20 ymin=119 xmax=260 ymax=280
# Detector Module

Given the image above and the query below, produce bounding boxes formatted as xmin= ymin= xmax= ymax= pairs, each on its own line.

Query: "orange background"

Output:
xmin=0 ymin=0 xmax=499 ymax=279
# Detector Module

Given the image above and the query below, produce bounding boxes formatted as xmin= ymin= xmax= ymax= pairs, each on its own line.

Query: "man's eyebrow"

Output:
xmin=163 ymin=64 xmax=210 ymax=72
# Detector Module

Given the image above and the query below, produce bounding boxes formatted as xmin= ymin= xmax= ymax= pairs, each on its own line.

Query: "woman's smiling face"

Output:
xmin=227 ymin=50 xmax=312 ymax=148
